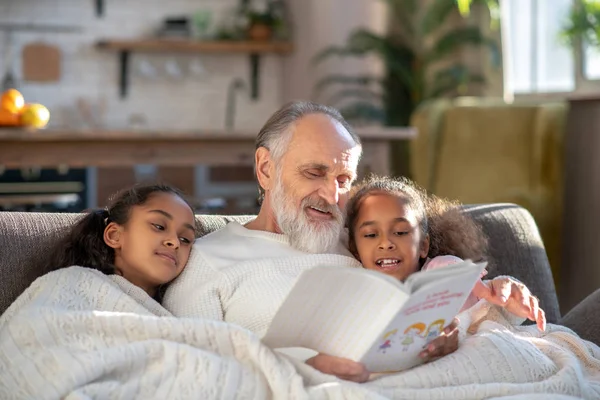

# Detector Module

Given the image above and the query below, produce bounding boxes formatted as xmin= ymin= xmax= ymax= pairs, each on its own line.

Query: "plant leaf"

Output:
xmin=426 ymin=64 xmax=485 ymax=99
xmin=425 ymin=26 xmax=498 ymax=65
xmin=314 ymin=29 xmax=417 ymax=89
xmin=338 ymin=101 xmax=386 ymax=124
xmin=456 ymin=0 xmax=473 ymax=17
xmin=421 ymin=0 xmax=459 ymax=36
xmin=378 ymin=0 xmax=418 ymax=38
xmin=561 ymin=0 xmax=600 ymax=48
xmin=328 ymin=88 xmax=384 ymax=106
xmin=313 ymin=75 xmax=382 ymax=97
xmin=312 ymin=29 xmax=389 ymax=64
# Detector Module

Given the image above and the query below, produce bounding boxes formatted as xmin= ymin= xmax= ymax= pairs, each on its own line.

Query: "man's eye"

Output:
xmin=305 ymin=170 xmax=320 ymax=178
xmin=152 ymin=223 xmax=165 ymax=231
xmin=338 ymin=177 xmax=351 ymax=188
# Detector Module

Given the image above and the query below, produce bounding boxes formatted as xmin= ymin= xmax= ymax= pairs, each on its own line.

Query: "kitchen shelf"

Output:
xmin=96 ymin=39 xmax=294 ymax=99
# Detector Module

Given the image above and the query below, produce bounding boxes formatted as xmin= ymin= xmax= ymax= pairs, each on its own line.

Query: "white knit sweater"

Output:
xmin=162 ymin=221 xmax=363 ymax=337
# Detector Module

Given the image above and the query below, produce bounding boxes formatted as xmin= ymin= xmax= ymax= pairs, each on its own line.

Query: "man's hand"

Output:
xmin=472 ymin=276 xmax=546 ymax=331
xmin=306 ymin=353 xmax=370 ymax=383
xmin=419 ymin=318 xmax=459 ymax=360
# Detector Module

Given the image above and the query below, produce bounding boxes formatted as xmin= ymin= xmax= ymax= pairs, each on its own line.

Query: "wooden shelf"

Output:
xmin=0 ymin=127 xmax=417 ymax=141
xmin=96 ymin=39 xmax=294 ymax=99
xmin=0 ymin=128 xmax=416 ymax=173
xmin=96 ymin=39 xmax=293 ymax=54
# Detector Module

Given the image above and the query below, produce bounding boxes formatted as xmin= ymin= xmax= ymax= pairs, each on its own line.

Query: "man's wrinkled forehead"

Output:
xmin=286 ymin=115 xmax=361 ymax=166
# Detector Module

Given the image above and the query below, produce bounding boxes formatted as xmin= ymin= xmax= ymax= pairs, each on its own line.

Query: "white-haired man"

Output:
xmin=164 ymin=101 xmax=545 ymax=383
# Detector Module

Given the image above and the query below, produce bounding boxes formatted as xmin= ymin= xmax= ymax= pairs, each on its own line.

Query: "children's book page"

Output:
xmin=263 ymin=266 xmax=410 ymax=360
xmin=359 ymin=264 xmax=485 ymax=372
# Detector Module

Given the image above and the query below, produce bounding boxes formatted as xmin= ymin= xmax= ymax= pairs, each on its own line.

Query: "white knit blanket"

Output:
xmin=1 ymin=267 xmax=599 ymax=400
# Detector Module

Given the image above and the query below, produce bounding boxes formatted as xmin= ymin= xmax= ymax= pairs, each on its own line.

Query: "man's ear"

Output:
xmin=255 ymin=147 xmax=274 ymax=193
xmin=103 ymin=222 xmax=123 ymax=250
xmin=420 ymin=234 xmax=430 ymax=259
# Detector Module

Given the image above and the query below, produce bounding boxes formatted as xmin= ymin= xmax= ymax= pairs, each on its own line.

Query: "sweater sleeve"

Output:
xmin=423 ymin=255 xmax=489 ymax=312
xmin=162 ymin=244 xmax=225 ymax=320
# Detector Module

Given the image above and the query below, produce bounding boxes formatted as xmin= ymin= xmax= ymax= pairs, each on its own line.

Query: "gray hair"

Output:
xmin=255 ymin=101 xmax=362 ymax=202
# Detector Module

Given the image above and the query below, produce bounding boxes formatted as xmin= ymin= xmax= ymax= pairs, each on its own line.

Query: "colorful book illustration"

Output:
xmin=263 ymin=260 xmax=487 ymax=373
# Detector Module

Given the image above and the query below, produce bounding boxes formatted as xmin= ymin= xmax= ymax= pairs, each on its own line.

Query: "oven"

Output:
xmin=0 ymin=167 xmax=90 ymax=212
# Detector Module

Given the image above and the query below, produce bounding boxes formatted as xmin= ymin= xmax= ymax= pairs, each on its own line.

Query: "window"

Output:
xmin=585 ymin=45 xmax=600 ymax=80
xmin=501 ymin=0 xmax=576 ymax=95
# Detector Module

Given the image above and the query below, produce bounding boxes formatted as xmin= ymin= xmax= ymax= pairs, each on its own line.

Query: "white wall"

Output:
xmin=0 ymin=0 xmax=283 ymax=131
xmin=282 ymin=0 xmax=386 ymax=102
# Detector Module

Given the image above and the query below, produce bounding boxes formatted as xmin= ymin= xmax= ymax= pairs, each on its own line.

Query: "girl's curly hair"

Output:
xmin=346 ymin=175 xmax=487 ymax=262
xmin=425 ymin=194 xmax=488 ymax=261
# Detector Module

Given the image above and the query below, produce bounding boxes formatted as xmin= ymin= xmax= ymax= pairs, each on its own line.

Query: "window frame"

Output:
xmin=500 ymin=0 xmax=600 ymax=102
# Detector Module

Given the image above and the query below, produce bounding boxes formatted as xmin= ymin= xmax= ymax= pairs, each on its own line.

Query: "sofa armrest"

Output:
xmin=559 ymin=288 xmax=600 ymax=346
xmin=463 ymin=204 xmax=560 ymax=323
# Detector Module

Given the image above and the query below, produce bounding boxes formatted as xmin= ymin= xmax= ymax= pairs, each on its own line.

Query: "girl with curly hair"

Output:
xmin=345 ymin=175 xmax=489 ymax=312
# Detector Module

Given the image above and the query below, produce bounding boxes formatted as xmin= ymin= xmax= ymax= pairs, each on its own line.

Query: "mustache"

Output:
xmin=302 ymin=197 xmax=344 ymax=222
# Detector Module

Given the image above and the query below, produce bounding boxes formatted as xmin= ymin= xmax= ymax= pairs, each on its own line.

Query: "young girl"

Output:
xmin=346 ymin=175 xmax=488 ymax=312
xmin=44 ymin=183 xmax=197 ymax=300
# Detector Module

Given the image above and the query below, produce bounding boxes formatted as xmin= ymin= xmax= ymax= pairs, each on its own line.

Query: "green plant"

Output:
xmin=313 ymin=0 xmax=500 ymax=128
xmin=247 ymin=10 xmax=278 ymax=26
xmin=243 ymin=0 xmax=285 ymax=28
xmin=561 ymin=0 xmax=600 ymax=48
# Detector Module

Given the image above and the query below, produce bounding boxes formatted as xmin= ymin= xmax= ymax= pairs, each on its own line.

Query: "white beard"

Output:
xmin=270 ymin=172 xmax=344 ymax=254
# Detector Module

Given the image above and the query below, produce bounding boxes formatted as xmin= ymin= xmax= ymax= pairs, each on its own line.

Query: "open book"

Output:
xmin=263 ymin=260 xmax=487 ymax=373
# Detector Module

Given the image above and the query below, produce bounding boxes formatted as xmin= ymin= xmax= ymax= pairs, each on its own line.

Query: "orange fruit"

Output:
xmin=20 ymin=103 xmax=50 ymax=129
xmin=0 ymin=89 xmax=25 ymax=114
xmin=0 ymin=108 xmax=20 ymax=126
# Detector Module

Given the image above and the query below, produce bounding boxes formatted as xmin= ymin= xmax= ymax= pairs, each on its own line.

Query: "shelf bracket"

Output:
xmin=119 ymin=51 xmax=130 ymax=99
xmin=95 ymin=0 xmax=104 ymax=17
xmin=249 ymin=53 xmax=260 ymax=100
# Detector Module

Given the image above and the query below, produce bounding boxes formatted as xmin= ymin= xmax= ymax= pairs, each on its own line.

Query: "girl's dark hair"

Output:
xmin=346 ymin=175 xmax=487 ymax=262
xmin=44 ymin=183 xmax=195 ymax=276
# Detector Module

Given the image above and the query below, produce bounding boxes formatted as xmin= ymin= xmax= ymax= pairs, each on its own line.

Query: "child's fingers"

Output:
xmin=535 ymin=303 xmax=547 ymax=332
xmin=529 ymin=295 xmax=547 ymax=332
xmin=471 ymin=279 xmax=492 ymax=301
xmin=306 ymin=354 xmax=369 ymax=382
xmin=419 ymin=325 xmax=459 ymax=360
xmin=493 ymin=278 xmax=513 ymax=304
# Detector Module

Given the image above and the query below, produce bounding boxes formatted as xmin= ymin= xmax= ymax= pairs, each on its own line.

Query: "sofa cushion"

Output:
xmin=0 ymin=205 xmax=560 ymax=323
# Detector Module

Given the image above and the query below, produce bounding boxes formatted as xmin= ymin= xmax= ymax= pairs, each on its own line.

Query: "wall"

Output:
xmin=0 ymin=0 xmax=283 ymax=132
xmin=282 ymin=0 xmax=385 ymax=102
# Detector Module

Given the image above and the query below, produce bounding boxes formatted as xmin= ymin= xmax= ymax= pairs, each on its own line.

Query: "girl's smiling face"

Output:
xmin=353 ymin=192 xmax=429 ymax=281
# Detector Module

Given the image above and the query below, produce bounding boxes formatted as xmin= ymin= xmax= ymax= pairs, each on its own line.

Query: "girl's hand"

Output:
xmin=472 ymin=276 xmax=547 ymax=331
xmin=419 ymin=317 xmax=459 ymax=360
xmin=306 ymin=353 xmax=370 ymax=383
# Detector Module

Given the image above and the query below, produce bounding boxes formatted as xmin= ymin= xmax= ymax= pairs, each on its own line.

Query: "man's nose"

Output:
xmin=319 ymin=179 xmax=340 ymax=205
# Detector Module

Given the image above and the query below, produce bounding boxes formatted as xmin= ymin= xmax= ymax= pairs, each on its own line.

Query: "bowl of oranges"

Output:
xmin=0 ymin=89 xmax=50 ymax=129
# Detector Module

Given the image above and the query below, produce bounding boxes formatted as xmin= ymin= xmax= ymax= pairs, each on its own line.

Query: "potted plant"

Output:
xmin=246 ymin=10 xmax=277 ymax=41
xmin=313 ymin=0 xmax=500 ymax=175
xmin=243 ymin=0 xmax=286 ymax=41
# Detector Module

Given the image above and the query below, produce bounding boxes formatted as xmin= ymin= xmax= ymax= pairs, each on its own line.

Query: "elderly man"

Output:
xmin=163 ymin=101 xmax=544 ymax=383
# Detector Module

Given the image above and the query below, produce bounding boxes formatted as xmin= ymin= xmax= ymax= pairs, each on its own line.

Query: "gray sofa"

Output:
xmin=1 ymin=204 xmax=599 ymax=345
